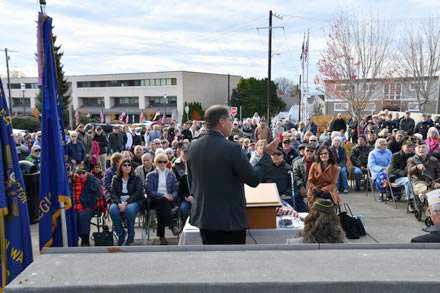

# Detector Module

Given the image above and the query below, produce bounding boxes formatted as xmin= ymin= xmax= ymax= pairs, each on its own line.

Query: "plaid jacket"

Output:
xmin=72 ymin=174 xmax=107 ymax=213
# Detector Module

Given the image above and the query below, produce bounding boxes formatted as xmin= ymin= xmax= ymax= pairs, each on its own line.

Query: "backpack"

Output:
xmin=80 ymin=175 xmax=101 ymax=210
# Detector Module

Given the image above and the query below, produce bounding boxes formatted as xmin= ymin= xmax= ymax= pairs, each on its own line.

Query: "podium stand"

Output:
xmin=245 ymin=183 xmax=282 ymax=229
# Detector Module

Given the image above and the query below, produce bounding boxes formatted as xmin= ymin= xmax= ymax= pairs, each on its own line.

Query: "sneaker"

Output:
xmin=343 ymin=189 xmax=348 ymax=194
xmin=159 ymin=237 xmax=168 ymax=245
xmin=117 ymin=231 xmax=126 ymax=246
xmin=171 ymin=225 xmax=180 ymax=236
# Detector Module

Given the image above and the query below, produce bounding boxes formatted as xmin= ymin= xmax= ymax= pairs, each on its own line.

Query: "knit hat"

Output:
xmin=312 ymin=199 xmax=335 ymax=213
xmin=402 ymin=139 xmax=414 ymax=147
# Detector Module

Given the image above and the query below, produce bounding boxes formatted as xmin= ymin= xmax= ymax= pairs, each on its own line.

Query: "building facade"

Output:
xmin=3 ymin=71 xmax=241 ymax=123
xmin=324 ymin=77 xmax=440 ymax=116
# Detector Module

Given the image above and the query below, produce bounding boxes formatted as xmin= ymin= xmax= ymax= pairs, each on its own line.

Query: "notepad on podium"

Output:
xmin=245 ymin=183 xmax=282 ymax=229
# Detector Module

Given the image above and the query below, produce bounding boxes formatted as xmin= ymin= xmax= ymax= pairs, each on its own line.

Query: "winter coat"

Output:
xmin=367 ymin=147 xmax=392 ymax=180
xmin=389 ymin=151 xmax=413 ymax=178
xmin=145 ymin=169 xmax=178 ymax=200
xmin=66 ymin=141 xmax=86 ymax=163
xmin=307 ymin=162 xmax=340 ymax=207
xmin=111 ymin=174 xmax=144 ymax=204
xmin=350 ymin=145 xmax=371 ymax=168
xmin=407 ymin=154 xmax=440 ymax=183
xmin=399 ymin=118 xmax=415 ymax=135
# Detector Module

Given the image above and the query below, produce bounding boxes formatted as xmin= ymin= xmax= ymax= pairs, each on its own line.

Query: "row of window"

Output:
xmin=9 ymin=83 xmax=39 ymax=89
xmin=80 ymin=96 xmax=178 ymax=107
xmin=76 ymin=78 xmax=177 ymax=88
xmin=12 ymin=98 xmax=31 ymax=107
xmin=333 ymin=101 xmax=420 ymax=112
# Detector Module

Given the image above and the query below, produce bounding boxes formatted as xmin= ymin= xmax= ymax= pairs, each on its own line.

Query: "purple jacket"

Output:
xmin=145 ymin=170 xmax=178 ymax=199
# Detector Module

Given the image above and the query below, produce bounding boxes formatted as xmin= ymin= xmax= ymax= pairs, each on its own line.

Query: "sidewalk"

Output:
xmin=341 ymin=191 xmax=426 ymax=244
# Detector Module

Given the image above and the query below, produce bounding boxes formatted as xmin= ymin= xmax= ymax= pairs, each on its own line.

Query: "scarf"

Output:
xmin=425 ymin=138 xmax=440 ymax=154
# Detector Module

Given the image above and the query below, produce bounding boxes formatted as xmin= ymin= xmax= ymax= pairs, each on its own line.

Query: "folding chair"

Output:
xmin=367 ymin=169 xmax=398 ymax=208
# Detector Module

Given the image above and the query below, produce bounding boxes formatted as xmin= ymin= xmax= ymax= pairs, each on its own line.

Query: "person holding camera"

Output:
xmin=307 ymin=145 xmax=341 ymax=208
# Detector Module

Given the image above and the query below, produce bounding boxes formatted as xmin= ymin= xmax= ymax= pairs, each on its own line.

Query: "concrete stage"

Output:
xmin=6 ymin=244 xmax=440 ymax=293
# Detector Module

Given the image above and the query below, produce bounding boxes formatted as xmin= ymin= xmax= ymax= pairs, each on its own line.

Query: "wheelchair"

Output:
xmin=409 ymin=175 xmax=437 ymax=223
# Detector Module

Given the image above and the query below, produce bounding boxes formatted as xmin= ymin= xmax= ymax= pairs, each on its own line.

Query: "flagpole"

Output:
xmin=0 ymin=213 xmax=7 ymax=289
xmin=59 ymin=201 xmax=68 ymax=247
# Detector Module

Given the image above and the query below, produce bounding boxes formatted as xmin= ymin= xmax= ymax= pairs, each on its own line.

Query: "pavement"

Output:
xmin=29 ymin=190 xmax=427 ymax=258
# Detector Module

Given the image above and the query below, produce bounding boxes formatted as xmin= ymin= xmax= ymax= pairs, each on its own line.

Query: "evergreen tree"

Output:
xmin=230 ymin=77 xmax=286 ymax=120
xmin=36 ymin=33 xmax=71 ymax=127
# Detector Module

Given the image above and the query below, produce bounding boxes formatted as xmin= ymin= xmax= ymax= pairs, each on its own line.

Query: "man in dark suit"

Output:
xmin=188 ymin=105 xmax=275 ymax=245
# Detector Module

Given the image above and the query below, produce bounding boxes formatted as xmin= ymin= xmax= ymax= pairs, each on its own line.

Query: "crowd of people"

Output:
xmin=11 ymin=108 xmax=440 ymax=245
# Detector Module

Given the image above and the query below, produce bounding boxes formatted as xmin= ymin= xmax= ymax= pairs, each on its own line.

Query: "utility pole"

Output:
xmin=4 ymin=48 xmax=12 ymax=114
xmin=257 ymin=11 xmax=283 ymax=123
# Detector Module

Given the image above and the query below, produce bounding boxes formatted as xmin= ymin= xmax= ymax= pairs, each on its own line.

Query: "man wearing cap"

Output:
xmin=388 ymin=130 xmax=406 ymax=154
xmin=26 ymin=145 xmax=41 ymax=170
xmin=389 ymin=139 xmax=416 ymax=211
xmin=411 ymin=192 xmax=440 ymax=243
xmin=282 ymin=138 xmax=298 ymax=165
xmin=257 ymin=145 xmax=293 ymax=206
xmin=407 ymin=144 xmax=440 ymax=199
xmin=399 ymin=111 xmax=415 ymax=135
xmin=292 ymin=144 xmax=315 ymax=212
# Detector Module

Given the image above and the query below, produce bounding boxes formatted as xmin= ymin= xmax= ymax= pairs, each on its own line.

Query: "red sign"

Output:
xmin=230 ymin=107 xmax=238 ymax=117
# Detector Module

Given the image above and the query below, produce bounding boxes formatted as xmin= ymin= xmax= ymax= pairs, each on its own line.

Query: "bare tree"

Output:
xmin=275 ymin=77 xmax=295 ymax=97
xmin=397 ymin=19 xmax=440 ymax=112
xmin=318 ymin=14 xmax=392 ymax=119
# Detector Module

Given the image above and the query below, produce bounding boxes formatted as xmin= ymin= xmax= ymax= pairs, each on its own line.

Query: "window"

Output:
xmin=81 ymin=97 xmax=104 ymax=107
xmin=25 ymin=83 xmax=39 ymax=89
xmin=362 ymin=83 xmax=376 ymax=92
xmin=335 ymin=83 xmax=349 ymax=92
xmin=12 ymin=98 xmax=30 ymax=107
xmin=113 ymin=97 xmax=139 ymax=107
xmin=334 ymin=102 xmax=349 ymax=112
xmin=147 ymin=96 xmax=177 ymax=107
xmin=409 ymin=81 xmax=427 ymax=91
xmin=384 ymin=83 xmax=401 ymax=99
xmin=9 ymin=83 xmax=21 ymax=89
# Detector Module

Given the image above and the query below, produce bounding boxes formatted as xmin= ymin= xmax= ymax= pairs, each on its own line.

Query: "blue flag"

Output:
xmin=0 ymin=79 xmax=33 ymax=286
xmin=38 ymin=12 xmax=77 ymax=250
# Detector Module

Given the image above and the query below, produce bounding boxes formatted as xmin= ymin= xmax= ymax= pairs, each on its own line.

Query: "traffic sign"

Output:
xmin=230 ymin=107 xmax=238 ymax=117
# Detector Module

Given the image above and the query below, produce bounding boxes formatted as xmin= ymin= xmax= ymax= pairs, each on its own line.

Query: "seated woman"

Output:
xmin=307 ymin=145 xmax=341 ymax=208
xmin=110 ymin=159 xmax=144 ymax=246
xmin=425 ymin=127 xmax=440 ymax=159
xmin=72 ymin=168 xmax=106 ymax=246
xmin=146 ymin=153 xmax=179 ymax=245
xmin=367 ymin=138 xmax=392 ymax=196
xmin=295 ymin=199 xmax=344 ymax=243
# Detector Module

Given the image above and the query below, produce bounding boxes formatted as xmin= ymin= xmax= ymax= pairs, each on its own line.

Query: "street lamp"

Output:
xmin=163 ymin=95 xmax=168 ymax=123
xmin=20 ymin=82 xmax=26 ymax=114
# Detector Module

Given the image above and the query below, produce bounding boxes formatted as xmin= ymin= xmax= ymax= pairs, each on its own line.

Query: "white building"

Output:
xmin=3 ymin=71 xmax=241 ymax=123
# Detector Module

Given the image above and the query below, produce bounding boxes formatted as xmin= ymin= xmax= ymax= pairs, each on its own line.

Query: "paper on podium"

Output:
xmin=245 ymin=183 xmax=282 ymax=207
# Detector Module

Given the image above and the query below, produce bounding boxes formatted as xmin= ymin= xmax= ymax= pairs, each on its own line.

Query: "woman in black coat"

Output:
xmin=109 ymin=158 xmax=144 ymax=246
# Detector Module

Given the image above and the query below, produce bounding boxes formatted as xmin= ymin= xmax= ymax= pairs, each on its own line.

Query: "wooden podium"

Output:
xmin=245 ymin=183 xmax=282 ymax=229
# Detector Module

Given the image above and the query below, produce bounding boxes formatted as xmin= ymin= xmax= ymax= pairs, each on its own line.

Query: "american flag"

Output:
xmin=100 ymin=111 xmax=104 ymax=123
xmin=139 ymin=112 xmax=145 ymax=122
xmin=125 ymin=113 xmax=129 ymax=124
xmin=119 ymin=112 xmax=126 ymax=122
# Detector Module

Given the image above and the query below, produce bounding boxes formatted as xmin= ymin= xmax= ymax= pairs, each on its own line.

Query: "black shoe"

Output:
xmin=159 ymin=237 xmax=168 ymax=245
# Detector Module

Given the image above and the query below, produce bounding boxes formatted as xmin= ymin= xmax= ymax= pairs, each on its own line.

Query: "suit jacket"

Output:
xmin=411 ymin=226 xmax=440 ymax=243
xmin=188 ymin=129 xmax=267 ymax=230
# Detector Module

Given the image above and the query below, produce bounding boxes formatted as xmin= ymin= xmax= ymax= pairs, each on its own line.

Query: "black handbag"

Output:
xmin=92 ymin=225 xmax=114 ymax=246
xmin=338 ymin=203 xmax=366 ymax=239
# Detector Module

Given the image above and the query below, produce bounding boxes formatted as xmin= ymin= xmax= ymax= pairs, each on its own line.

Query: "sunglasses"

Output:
xmin=272 ymin=152 xmax=283 ymax=156
xmin=283 ymin=141 xmax=290 ymax=144
xmin=157 ymin=161 xmax=168 ymax=164
xmin=122 ymin=164 xmax=131 ymax=167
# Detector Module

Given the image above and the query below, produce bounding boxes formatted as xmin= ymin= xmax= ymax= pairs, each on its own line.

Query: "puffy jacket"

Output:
xmin=111 ymin=174 xmax=144 ymax=204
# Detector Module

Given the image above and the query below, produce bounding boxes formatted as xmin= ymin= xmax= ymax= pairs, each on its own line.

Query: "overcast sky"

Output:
xmin=0 ymin=0 xmax=439 ymax=82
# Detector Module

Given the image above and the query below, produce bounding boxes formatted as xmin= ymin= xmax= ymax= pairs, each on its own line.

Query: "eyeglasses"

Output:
xmin=309 ymin=140 xmax=317 ymax=142
xmin=272 ymin=152 xmax=283 ymax=156
xmin=157 ymin=161 xmax=168 ymax=164
xmin=305 ymin=149 xmax=314 ymax=153
xmin=283 ymin=141 xmax=290 ymax=144
xmin=34 ymin=149 xmax=41 ymax=152
xmin=122 ymin=164 xmax=131 ymax=167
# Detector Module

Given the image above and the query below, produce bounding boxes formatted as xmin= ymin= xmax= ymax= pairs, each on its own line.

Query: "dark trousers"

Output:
xmin=152 ymin=197 xmax=172 ymax=238
xmin=200 ymin=229 xmax=246 ymax=245
xmin=77 ymin=210 xmax=94 ymax=244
